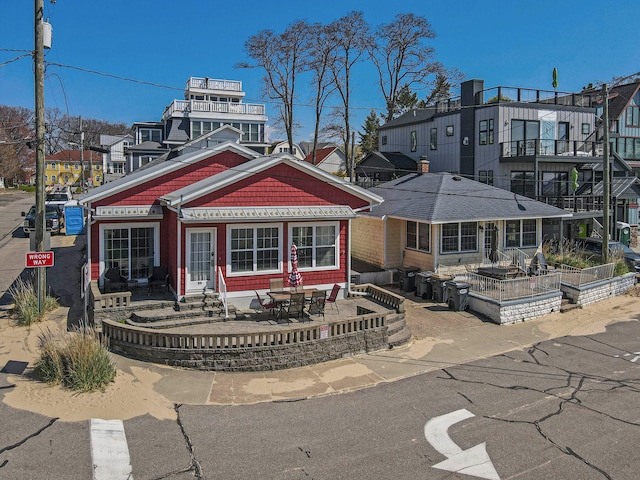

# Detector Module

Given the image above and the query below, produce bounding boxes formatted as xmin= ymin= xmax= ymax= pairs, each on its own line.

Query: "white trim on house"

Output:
xmin=179 ymin=205 xmax=356 ymax=222
xmin=95 ymin=205 xmax=163 ymax=219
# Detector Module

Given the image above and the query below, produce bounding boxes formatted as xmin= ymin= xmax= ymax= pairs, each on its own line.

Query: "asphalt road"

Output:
xmin=1 ymin=321 xmax=639 ymax=479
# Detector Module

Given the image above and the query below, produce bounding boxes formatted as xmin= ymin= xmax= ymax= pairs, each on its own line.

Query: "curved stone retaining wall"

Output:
xmin=103 ymin=312 xmax=388 ymax=371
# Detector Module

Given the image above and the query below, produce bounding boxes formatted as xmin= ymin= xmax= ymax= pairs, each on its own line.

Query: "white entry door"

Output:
xmin=186 ymin=228 xmax=216 ymax=293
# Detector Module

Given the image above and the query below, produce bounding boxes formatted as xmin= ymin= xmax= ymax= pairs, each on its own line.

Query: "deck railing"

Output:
xmin=559 ymin=263 xmax=615 ymax=287
xmin=163 ymin=99 xmax=266 ymax=120
xmin=464 ymin=272 xmax=562 ymax=302
xmin=187 ymin=77 xmax=242 ymax=92
xmin=500 ymin=139 xmax=601 ymax=158
xmin=217 ymin=267 xmax=228 ymax=319
xmin=101 ymin=311 xmax=387 ymax=351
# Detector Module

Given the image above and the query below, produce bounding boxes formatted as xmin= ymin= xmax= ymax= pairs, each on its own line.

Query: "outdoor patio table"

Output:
xmin=267 ymin=288 xmax=318 ymax=320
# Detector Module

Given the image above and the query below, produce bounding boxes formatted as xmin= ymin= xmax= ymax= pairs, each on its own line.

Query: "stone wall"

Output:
xmin=561 ymin=272 xmax=636 ymax=307
xmin=107 ymin=329 xmax=387 ymax=372
xmin=468 ymin=292 xmax=563 ymax=325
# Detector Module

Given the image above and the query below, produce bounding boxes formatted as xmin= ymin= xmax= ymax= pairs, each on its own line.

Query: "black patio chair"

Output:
xmin=147 ymin=266 xmax=170 ymax=293
xmin=104 ymin=267 xmax=127 ymax=293
xmin=287 ymin=292 xmax=305 ymax=322
xmin=307 ymin=290 xmax=326 ymax=317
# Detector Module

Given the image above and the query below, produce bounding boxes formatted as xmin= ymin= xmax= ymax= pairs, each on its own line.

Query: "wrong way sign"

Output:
xmin=25 ymin=251 xmax=54 ymax=268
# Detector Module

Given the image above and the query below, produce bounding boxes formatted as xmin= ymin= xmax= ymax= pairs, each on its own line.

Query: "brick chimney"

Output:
xmin=417 ymin=156 xmax=430 ymax=175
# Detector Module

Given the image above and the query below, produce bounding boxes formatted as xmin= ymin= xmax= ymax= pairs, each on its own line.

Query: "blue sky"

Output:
xmin=1 ymin=0 xmax=638 ymax=143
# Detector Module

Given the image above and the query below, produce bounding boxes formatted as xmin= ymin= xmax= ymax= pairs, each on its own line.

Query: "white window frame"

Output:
xmin=440 ymin=222 xmax=478 ymax=254
xmin=289 ymin=221 xmax=340 ymax=272
xmin=99 ymin=222 xmax=161 ymax=279
xmin=226 ymin=223 xmax=283 ymax=277
xmin=505 ymin=219 xmax=538 ymax=248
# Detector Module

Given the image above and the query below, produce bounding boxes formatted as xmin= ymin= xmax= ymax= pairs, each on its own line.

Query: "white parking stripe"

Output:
xmin=90 ymin=419 xmax=134 ymax=480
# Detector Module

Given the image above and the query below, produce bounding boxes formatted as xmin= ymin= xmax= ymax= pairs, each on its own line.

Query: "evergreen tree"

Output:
xmin=359 ymin=110 xmax=381 ymax=157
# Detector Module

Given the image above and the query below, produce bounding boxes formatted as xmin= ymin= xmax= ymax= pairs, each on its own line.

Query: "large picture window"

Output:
xmin=430 ymin=128 xmax=437 ymax=150
xmin=101 ymin=224 xmax=158 ymax=280
xmin=441 ymin=222 xmax=477 ymax=253
xmin=406 ymin=221 xmax=431 ymax=252
xmin=291 ymin=223 xmax=339 ymax=270
xmin=229 ymin=225 xmax=280 ymax=274
xmin=506 ymin=219 xmax=537 ymax=248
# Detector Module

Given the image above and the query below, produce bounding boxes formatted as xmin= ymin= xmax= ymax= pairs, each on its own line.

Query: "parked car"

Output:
xmin=22 ymin=204 xmax=65 ymax=236
xmin=578 ymin=237 xmax=640 ymax=272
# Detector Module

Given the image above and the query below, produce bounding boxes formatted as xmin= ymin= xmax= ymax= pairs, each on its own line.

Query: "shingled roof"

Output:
xmin=362 ymin=172 xmax=570 ymax=224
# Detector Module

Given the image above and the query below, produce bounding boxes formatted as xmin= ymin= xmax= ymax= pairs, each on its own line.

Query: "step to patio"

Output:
xmin=175 ymin=293 xmax=222 ymax=312
xmin=388 ymin=327 xmax=412 ymax=347
xmin=560 ymin=298 xmax=581 ymax=313
xmin=131 ymin=306 xmax=227 ymax=323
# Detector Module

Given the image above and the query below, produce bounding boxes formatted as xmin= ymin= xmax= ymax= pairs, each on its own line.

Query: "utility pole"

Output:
xmin=79 ymin=116 xmax=85 ymax=190
xmin=602 ymin=83 xmax=610 ymax=263
xmin=350 ymin=132 xmax=355 ymax=183
xmin=34 ymin=0 xmax=46 ymax=311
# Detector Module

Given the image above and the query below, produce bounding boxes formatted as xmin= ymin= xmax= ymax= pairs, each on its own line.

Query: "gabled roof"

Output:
xmin=357 ymin=152 xmax=416 ymax=173
xmin=363 ymin=172 xmax=570 ymax=224
xmin=608 ymin=82 xmax=640 ymax=121
xmin=302 ymin=147 xmax=340 ymax=165
xmin=159 ymin=153 xmax=383 ymax=207
xmin=100 ymin=134 xmax=133 ymax=147
xmin=378 ymin=108 xmax=436 ymax=130
xmin=47 ymin=150 xmax=100 ymax=162
xmin=175 ymin=125 xmax=243 ymax=153
xmin=78 ymin=141 xmax=259 ymax=205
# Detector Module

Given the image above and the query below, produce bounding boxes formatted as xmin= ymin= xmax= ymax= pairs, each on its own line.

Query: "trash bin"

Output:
xmin=398 ymin=266 xmax=419 ymax=292
xmin=446 ymin=280 xmax=472 ymax=311
xmin=431 ymin=274 xmax=453 ymax=303
xmin=617 ymin=221 xmax=631 ymax=247
xmin=415 ymin=271 xmax=434 ymax=299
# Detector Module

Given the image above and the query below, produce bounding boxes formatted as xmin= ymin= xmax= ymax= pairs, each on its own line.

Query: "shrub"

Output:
xmin=9 ymin=276 xmax=59 ymax=326
xmin=35 ymin=326 xmax=116 ymax=392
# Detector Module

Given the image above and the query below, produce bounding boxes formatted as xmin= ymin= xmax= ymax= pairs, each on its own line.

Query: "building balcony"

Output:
xmin=536 ymin=195 xmax=603 ymax=213
xmin=500 ymin=140 xmax=602 ymax=161
xmin=162 ymin=99 xmax=266 ymax=121
xmin=478 ymin=86 xmax=596 ymax=108
xmin=187 ymin=77 xmax=243 ymax=94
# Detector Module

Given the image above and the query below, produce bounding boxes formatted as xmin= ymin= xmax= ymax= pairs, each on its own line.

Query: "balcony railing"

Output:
xmin=163 ymin=99 xmax=266 ymax=120
xmin=478 ymin=87 xmax=596 ymax=108
xmin=536 ymin=195 xmax=604 ymax=212
xmin=187 ymin=77 xmax=242 ymax=92
xmin=501 ymin=139 xmax=602 ymax=158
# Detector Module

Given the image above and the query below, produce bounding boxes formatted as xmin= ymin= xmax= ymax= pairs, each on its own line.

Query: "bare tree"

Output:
xmin=307 ymin=23 xmax=337 ymax=165
xmin=326 ymin=11 xmax=371 ymax=177
xmin=238 ymin=20 xmax=311 ymax=153
xmin=369 ymin=13 xmax=446 ymax=122
xmin=0 ymin=105 xmax=35 ymax=185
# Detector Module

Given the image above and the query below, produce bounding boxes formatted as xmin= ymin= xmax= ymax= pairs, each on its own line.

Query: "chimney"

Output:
xmin=417 ymin=156 xmax=429 ymax=175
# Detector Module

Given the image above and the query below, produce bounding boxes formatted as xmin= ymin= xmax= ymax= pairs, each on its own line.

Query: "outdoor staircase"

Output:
xmin=127 ymin=291 xmax=236 ymax=329
xmin=386 ymin=311 xmax=411 ymax=347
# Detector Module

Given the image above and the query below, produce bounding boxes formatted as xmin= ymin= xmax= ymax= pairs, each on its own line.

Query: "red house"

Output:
xmin=78 ymin=141 xmax=382 ymax=307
